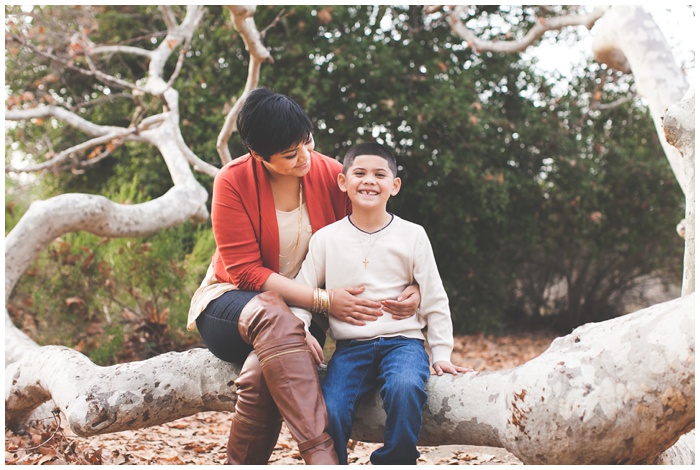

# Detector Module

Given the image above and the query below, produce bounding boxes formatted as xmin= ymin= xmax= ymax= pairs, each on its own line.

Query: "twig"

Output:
xmin=16 ymin=408 xmax=63 ymax=452
xmin=9 ymin=31 xmax=148 ymax=94
xmin=164 ymin=37 xmax=192 ymax=89
xmin=260 ymin=8 xmax=287 ymax=38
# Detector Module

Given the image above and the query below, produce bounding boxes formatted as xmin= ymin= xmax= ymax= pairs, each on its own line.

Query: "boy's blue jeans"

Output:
xmin=321 ymin=336 xmax=430 ymax=465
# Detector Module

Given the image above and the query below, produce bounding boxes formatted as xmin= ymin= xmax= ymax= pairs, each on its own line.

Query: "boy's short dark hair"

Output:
xmin=236 ymin=87 xmax=313 ymax=161
xmin=343 ymin=142 xmax=398 ymax=177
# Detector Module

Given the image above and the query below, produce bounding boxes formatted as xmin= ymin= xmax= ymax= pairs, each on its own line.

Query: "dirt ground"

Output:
xmin=5 ymin=331 xmax=556 ymax=465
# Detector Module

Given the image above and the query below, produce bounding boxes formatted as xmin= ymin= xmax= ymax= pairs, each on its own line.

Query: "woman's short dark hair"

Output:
xmin=236 ymin=88 xmax=313 ymax=160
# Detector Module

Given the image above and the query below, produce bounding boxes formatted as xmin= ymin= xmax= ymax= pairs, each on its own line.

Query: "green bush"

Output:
xmin=6 ymin=187 xmax=214 ymax=364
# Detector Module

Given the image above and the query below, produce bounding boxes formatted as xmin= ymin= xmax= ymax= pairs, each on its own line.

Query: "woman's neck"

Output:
xmin=269 ymin=176 xmax=303 ymax=212
xmin=349 ymin=210 xmax=392 ymax=234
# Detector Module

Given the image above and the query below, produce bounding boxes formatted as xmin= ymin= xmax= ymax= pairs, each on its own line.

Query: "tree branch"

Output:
xmin=5 ymin=294 xmax=694 ymax=464
xmin=159 ymin=5 xmax=179 ymax=31
xmin=88 ymin=44 xmax=153 ymax=59
xmin=146 ymin=6 xmax=204 ymax=95
xmin=445 ymin=5 xmax=605 ymax=54
xmin=217 ymin=6 xmax=275 ymax=165
xmin=5 ymin=105 xmax=145 ymax=139
xmin=5 ymin=131 xmax=129 ymax=173
xmin=5 ymin=185 xmax=207 ymax=302
xmin=592 ymin=6 xmax=689 ymax=195
xmin=662 ymin=84 xmax=696 ymax=296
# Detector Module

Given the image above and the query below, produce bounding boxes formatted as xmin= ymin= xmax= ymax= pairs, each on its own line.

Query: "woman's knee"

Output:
xmin=242 ymin=291 xmax=293 ymax=324
xmin=238 ymin=291 xmax=305 ymax=343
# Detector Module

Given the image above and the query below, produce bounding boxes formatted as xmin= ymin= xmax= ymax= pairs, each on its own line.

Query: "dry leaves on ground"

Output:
xmin=5 ymin=331 xmax=556 ymax=465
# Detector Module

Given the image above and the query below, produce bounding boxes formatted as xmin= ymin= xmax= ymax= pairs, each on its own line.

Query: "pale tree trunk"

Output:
xmin=440 ymin=5 xmax=692 ymax=254
xmin=4 ymin=5 xmax=212 ymax=301
xmin=592 ymin=6 xmax=690 ymax=196
xmin=5 ymin=5 xmax=695 ymax=465
xmin=592 ymin=12 xmax=696 ymax=459
xmin=5 ymin=294 xmax=694 ymax=464
xmin=661 ymin=84 xmax=695 ymax=295
xmin=592 ymin=5 xmax=694 ymax=297
xmin=5 ymin=5 xmax=213 ymax=363
xmin=438 ymin=7 xmax=696 ymax=462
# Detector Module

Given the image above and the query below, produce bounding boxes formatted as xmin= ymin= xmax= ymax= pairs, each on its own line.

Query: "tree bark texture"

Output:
xmin=5 ymin=294 xmax=694 ymax=464
xmin=662 ymin=84 xmax=695 ymax=296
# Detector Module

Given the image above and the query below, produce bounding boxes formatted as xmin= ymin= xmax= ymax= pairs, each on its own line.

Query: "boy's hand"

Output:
xmin=432 ymin=361 xmax=473 ymax=376
xmin=382 ymin=283 xmax=421 ymax=319
xmin=305 ymin=333 xmax=325 ymax=366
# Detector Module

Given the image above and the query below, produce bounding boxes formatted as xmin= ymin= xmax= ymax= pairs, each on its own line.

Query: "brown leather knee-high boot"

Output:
xmin=226 ymin=352 xmax=282 ymax=465
xmin=238 ymin=291 xmax=338 ymax=465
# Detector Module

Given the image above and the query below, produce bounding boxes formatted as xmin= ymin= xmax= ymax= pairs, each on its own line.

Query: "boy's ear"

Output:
xmin=390 ymin=177 xmax=402 ymax=196
xmin=337 ymin=173 xmax=348 ymax=192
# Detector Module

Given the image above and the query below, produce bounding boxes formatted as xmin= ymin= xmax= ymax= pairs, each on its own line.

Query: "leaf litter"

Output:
xmin=5 ymin=331 xmax=555 ymax=465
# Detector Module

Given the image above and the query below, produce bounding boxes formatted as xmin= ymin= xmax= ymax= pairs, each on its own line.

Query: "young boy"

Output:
xmin=291 ymin=142 xmax=469 ymax=465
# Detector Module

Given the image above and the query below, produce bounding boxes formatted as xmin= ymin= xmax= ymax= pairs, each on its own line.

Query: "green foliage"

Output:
xmin=508 ymin=63 xmax=685 ymax=331
xmin=5 ymin=6 xmax=686 ymax=361
xmin=7 ymin=220 xmax=212 ymax=364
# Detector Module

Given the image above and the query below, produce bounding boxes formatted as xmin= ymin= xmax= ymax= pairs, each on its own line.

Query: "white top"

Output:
xmin=276 ymin=202 xmax=313 ymax=279
xmin=291 ymin=215 xmax=454 ymax=364
xmin=186 ymin=203 xmax=311 ymax=331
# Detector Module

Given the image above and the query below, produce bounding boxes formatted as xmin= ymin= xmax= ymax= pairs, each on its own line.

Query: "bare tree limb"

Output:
xmin=5 ymin=105 xmax=148 ymax=140
xmin=88 ymin=44 xmax=153 ymax=58
xmin=5 ymin=294 xmax=694 ymax=464
xmin=73 ymin=139 xmax=125 ymax=169
xmin=662 ymin=84 xmax=695 ymax=296
xmin=146 ymin=6 xmax=204 ymax=95
xmin=592 ymin=6 xmax=689 ymax=196
xmin=592 ymin=94 xmax=636 ymax=110
xmin=176 ymin=136 xmax=220 ymax=178
xmin=159 ymin=5 xmax=179 ymax=31
xmin=5 ymin=131 xmax=129 ymax=173
xmin=445 ymin=5 xmax=605 ymax=54
xmin=7 ymin=32 xmax=149 ymax=94
xmin=4 ymin=185 xmax=208 ymax=302
xmin=217 ymin=5 xmax=275 ymax=165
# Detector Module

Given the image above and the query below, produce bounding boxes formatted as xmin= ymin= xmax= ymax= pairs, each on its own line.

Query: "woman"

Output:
xmin=187 ymin=88 xmax=420 ymax=465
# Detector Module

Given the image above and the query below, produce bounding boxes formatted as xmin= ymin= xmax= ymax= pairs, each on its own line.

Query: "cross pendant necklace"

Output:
xmin=359 ymin=236 xmax=380 ymax=269
xmin=350 ymin=214 xmax=394 ymax=269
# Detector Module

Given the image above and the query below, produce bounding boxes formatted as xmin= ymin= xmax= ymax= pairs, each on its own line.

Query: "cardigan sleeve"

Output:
xmin=211 ymin=165 xmax=275 ymax=291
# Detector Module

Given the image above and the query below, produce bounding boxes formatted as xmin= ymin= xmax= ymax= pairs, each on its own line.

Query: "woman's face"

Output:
xmin=253 ymin=135 xmax=315 ymax=179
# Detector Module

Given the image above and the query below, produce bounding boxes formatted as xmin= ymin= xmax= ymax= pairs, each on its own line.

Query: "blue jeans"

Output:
xmin=322 ymin=336 xmax=430 ymax=465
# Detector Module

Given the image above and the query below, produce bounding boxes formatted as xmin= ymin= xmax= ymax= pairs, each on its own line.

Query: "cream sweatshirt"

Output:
xmin=291 ymin=215 xmax=454 ymax=364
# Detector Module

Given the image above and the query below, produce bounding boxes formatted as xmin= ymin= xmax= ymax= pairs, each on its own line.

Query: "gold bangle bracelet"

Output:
xmin=311 ymin=287 xmax=330 ymax=317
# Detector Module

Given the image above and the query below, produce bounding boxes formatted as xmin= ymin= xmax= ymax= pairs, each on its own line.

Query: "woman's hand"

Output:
xmin=305 ymin=333 xmax=324 ymax=366
xmin=329 ymin=286 xmax=382 ymax=326
xmin=381 ymin=283 xmax=421 ymax=320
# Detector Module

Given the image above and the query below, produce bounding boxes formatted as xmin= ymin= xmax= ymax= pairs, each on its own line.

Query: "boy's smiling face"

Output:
xmin=338 ymin=154 xmax=401 ymax=211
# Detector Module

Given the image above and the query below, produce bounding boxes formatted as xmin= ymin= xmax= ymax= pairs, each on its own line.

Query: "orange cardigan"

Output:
xmin=211 ymin=151 xmax=351 ymax=291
